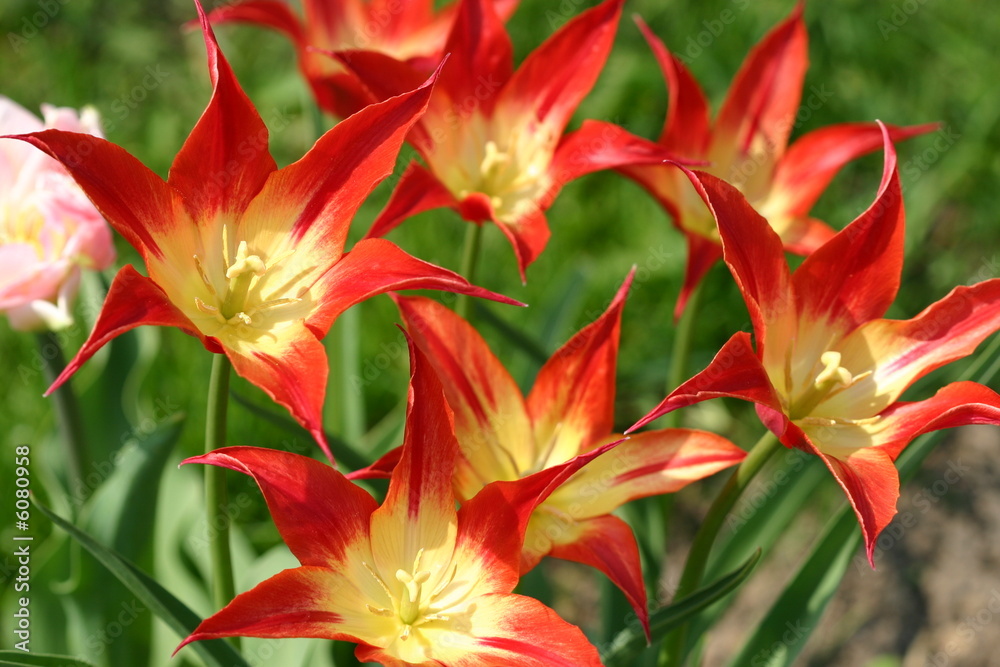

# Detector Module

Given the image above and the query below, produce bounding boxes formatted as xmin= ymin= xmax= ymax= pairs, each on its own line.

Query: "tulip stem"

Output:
xmin=37 ymin=331 xmax=88 ymax=501
xmin=204 ymin=353 xmax=239 ymax=648
xmin=455 ymin=223 xmax=484 ymax=320
xmin=665 ymin=283 xmax=702 ymax=428
xmin=660 ymin=430 xmax=780 ymax=666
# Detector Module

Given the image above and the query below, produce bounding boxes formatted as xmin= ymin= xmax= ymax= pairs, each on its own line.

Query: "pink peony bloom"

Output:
xmin=0 ymin=97 xmax=115 ymax=331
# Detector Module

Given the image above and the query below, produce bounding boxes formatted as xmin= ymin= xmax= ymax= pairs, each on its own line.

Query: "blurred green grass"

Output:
xmin=1 ymin=0 xmax=998 ymax=663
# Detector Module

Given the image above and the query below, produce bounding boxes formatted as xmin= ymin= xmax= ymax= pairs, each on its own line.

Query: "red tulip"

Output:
xmin=5 ymin=1 xmax=517 ymax=463
xmin=630 ymin=125 xmax=1000 ymax=565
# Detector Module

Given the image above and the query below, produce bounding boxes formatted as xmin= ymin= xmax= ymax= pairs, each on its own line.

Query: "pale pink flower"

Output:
xmin=0 ymin=96 xmax=115 ymax=331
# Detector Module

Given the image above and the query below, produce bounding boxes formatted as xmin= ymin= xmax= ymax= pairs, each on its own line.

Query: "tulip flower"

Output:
xmin=339 ymin=0 xmax=675 ymax=279
xmin=205 ymin=0 xmax=518 ymax=119
xmin=620 ymin=5 xmax=935 ymax=315
xmin=4 ymin=1 xmax=516 ymax=463
xmin=0 ymin=97 xmax=115 ymax=331
xmin=352 ymin=272 xmax=746 ymax=633
xmin=630 ymin=126 xmax=1000 ymax=565
xmin=177 ymin=338 xmax=606 ymax=666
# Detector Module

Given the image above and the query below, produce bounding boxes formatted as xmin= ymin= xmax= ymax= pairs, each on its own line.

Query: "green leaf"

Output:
xmin=33 ymin=501 xmax=250 ymax=667
xmin=0 ymin=652 xmax=96 ymax=667
xmin=726 ymin=510 xmax=860 ymax=667
xmin=602 ymin=549 xmax=761 ymax=667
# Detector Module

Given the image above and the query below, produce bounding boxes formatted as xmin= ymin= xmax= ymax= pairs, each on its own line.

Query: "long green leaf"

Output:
xmin=602 ymin=549 xmax=762 ymax=667
xmin=33 ymin=501 xmax=249 ymax=667
xmin=0 ymin=652 xmax=96 ymax=667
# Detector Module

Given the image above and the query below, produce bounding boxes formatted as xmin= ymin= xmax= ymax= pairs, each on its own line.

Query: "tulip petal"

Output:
xmin=491 ymin=206 xmax=551 ymax=282
xmin=182 ymin=447 xmax=377 ymax=567
xmin=439 ymin=0 xmax=512 ymax=108
xmin=369 ymin=337 xmax=461 ymax=589
xmin=176 ymin=566 xmax=378 ymax=651
xmin=804 ymin=442 xmax=899 ymax=567
xmin=223 ymin=321 xmax=332 ymax=461
xmin=712 ymin=3 xmax=807 ymax=191
xmin=239 ymin=65 xmax=438 ymax=279
xmin=46 ymin=265 xmax=200 ymax=395
xmin=827 ymin=280 xmax=1000 ymax=416
xmin=394 ymin=294 xmax=535 ymax=496
xmin=355 ymin=592 xmax=603 ymax=666
xmin=500 ymin=0 xmax=623 ymax=134
xmin=792 ymin=125 xmax=903 ymax=330
xmin=365 ymin=161 xmax=461 ymax=239
xmin=204 ymin=0 xmax=305 ymax=44
xmin=628 ymin=332 xmax=786 ymax=434
xmin=869 ymin=382 xmax=1000 ymax=459
xmin=169 ymin=2 xmax=277 ymax=220
xmin=676 ymin=230 xmax=724 ymax=320
xmin=550 ymin=119 xmax=679 ymax=186
xmin=548 ymin=515 xmax=649 ymax=639
xmin=527 ymin=271 xmax=632 ymax=469
xmin=6 ymin=131 xmax=181 ymax=260
xmin=308 ymin=238 xmax=521 ymax=336
xmin=550 ymin=429 xmax=745 ymax=519
xmin=634 ymin=16 xmax=711 ymax=157
xmin=771 ymin=121 xmax=938 ymax=219
xmin=684 ymin=168 xmax=792 ymax=341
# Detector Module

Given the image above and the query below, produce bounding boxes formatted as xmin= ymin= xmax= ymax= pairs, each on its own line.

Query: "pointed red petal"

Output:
xmin=307 ymin=238 xmax=522 ymax=335
xmin=239 ymin=65 xmax=438 ymax=270
xmin=830 ymin=279 xmax=1000 ymax=414
xmin=634 ymin=16 xmax=710 ymax=157
xmin=628 ymin=332 xmax=785 ymax=434
xmin=871 ymin=382 xmax=1000 ymax=460
xmin=558 ymin=429 xmax=745 ymax=516
xmin=46 ymin=266 xmax=200 ymax=395
xmin=394 ymin=294 xmax=534 ymax=495
xmin=713 ymin=3 xmax=807 ymax=171
xmin=204 ymin=0 xmax=304 ymax=43
xmin=175 ymin=566 xmax=355 ymax=652
xmin=549 ymin=515 xmax=649 ymax=640
xmin=169 ymin=2 xmax=276 ymax=220
xmin=500 ymin=0 xmax=623 ymax=133
xmin=368 ymin=335 xmax=461 ymax=578
xmin=792 ymin=125 xmax=903 ymax=329
xmin=345 ymin=446 xmax=400 ymax=481
xmin=364 ymin=161 xmax=460 ymax=239
xmin=224 ymin=323 xmax=332 ymax=461
xmin=438 ymin=0 xmax=512 ymax=109
xmin=492 ymin=206 xmax=551 ymax=282
xmin=806 ymin=443 xmax=899 ymax=568
xmin=779 ymin=215 xmax=837 ymax=255
xmin=550 ymin=119 xmax=680 ymax=186
xmin=683 ymin=168 xmax=792 ymax=340
xmin=6 ymin=131 xmax=179 ymax=259
xmin=771 ymin=121 xmax=938 ymax=218
xmin=355 ymin=593 xmax=603 ymax=666
xmin=182 ymin=447 xmax=376 ymax=565
xmin=526 ymin=271 xmax=633 ymax=467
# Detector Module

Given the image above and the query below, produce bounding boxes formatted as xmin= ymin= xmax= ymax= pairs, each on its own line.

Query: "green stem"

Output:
xmin=959 ymin=332 xmax=1000 ymax=382
xmin=330 ymin=307 xmax=365 ymax=446
xmin=455 ymin=223 xmax=484 ymax=320
xmin=204 ymin=354 xmax=238 ymax=647
xmin=660 ymin=431 xmax=781 ymax=666
xmin=37 ymin=331 xmax=88 ymax=497
xmin=665 ymin=283 xmax=702 ymax=428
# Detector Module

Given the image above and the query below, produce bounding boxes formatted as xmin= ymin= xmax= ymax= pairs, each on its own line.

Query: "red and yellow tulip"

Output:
xmin=6 ymin=2 xmax=516 ymax=463
xmin=630 ymin=126 xmax=1000 ymax=564
xmin=353 ymin=272 xmax=745 ymax=633
xmin=620 ymin=5 xmax=935 ymax=315
xmin=177 ymin=339 xmax=605 ymax=666
xmin=340 ymin=0 xmax=674 ymax=279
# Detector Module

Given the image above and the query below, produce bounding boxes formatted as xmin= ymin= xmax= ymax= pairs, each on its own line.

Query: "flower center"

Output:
xmin=192 ymin=226 xmax=300 ymax=333
xmin=788 ymin=351 xmax=872 ymax=421
xmin=454 ymin=129 xmax=553 ymax=223
xmin=362 ymin=548 xmax=459 ymax=642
